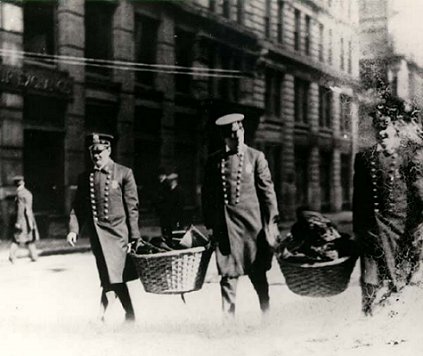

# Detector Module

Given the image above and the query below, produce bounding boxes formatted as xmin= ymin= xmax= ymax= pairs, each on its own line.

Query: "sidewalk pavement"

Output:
xmin=0 ymin=211 xmax=352 ymax=261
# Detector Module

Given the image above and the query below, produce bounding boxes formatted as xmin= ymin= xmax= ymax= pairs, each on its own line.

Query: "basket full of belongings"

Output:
xmin=130 ymin=225 xmax=213 ymax=294
xmin=276 ymin=210 xmax=358 ymax=297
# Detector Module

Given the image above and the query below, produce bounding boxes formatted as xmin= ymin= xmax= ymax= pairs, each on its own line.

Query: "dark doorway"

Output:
xmin=24 ymin=130 xmax=64 ymax=214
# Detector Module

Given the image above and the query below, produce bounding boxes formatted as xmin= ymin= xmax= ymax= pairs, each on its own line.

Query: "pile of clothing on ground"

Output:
xmin=135 ymin=225 xmax=210 ymax=254
xmin=281 ymin=209 xmax=357 ymax=263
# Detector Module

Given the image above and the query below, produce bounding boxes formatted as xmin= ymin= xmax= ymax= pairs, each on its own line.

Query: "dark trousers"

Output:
xmin=9 ymin=241 xmax=38 ymax=263
xmin=101 ymin=283 xmax=135 ymax=321
xmin=220 ymin=269 xmax=270 ymax=316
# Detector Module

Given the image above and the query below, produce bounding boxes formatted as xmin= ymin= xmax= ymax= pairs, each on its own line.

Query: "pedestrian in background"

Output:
xmin=154 ymin=167 xmax=171 ymax=239
xmin=9 ymin=175 xmax=39 ymax=263
xmin=165 ymin=172 xmax=185 ymax=237
xmin=66 ymin=133 xmax=141 ymax=322
xmin=202 ymin=113 xmax=280 ymax=321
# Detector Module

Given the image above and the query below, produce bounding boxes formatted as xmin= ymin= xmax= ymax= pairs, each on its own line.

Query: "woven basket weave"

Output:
xmin=277 ymin=255 xmax=358 ymax=297
xmin=130 ymin=246 xmax=213 ymax=294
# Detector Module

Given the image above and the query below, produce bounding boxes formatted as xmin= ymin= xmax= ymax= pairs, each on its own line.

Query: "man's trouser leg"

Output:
xmin=9 ymin=242 xmax=19 ymax=263
xmin=249 ymin=268 xmax=270 ymax=313
xmin=360 ymin=255 xmax=379 ymax=316
xmin=27 ymin=242 xmax=38 ymax=262
xmin=220 ymin=276 xmax=238 ymax=317
xmin=114 ymin=283 xmax=135 ymax=321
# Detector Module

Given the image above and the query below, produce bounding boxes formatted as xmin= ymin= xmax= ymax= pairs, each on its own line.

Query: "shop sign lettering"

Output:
xmin=0 ymin=65 xmax=73 ymax=97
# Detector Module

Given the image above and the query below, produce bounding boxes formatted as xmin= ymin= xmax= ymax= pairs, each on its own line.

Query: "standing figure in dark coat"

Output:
xmin=9 ymin=175 xmax=40 ymax=263
xmin=162 ymin=172 xmax=184 ymax=239
xmin=202 ymin=113 xmax=280 ymax=319
xmin=67 ymin=133 xmax=141 ymax=322
xmin=154 ymin=167 xmax=170 ymax=238
xmin=353 ymin=103 xmax=423 ymax=316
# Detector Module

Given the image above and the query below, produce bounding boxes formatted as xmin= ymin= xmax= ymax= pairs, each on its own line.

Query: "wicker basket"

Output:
xmin=130 ymin=246 xmax=213 ymax=294
xmin=277 ymin=255 xmax=358 ymax=297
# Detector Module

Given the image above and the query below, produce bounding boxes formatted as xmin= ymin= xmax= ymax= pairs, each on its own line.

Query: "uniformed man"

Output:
xmin=66 ymin=133 xmax=141 ymax=322
xmin=353 ymin=101 xmax=423 ymax=316
xmin=202 ymin=113 xmax=280 ymax=319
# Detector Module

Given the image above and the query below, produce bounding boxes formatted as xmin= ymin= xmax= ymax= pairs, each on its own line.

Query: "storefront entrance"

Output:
xmin=24 ymin=130 xmax=64 ymax=214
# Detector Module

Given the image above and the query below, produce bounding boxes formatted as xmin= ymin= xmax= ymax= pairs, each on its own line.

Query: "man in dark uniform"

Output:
xmin=353 ymin=102 xmax=423 ymax=316
xmin=66 ymin=133 xmax=141 ymax=322
xmin=202 ymin=113 xmax=280 ymax=319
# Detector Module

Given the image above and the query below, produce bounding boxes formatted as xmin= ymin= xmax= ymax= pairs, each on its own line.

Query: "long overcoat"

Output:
xmin=202 ymin=145 xmax=279 ymax=277
xmin=353 ymin=146 xmax=422 ymax=289
xmin=69 ymin=160 xmax=140 ymax=287
xmin=13 ymin=187 xmax=40 ymax=243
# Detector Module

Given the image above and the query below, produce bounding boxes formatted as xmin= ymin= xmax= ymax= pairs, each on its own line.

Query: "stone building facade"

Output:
xmin=360 ymin=0 xmax=423 ymax=125
xmin=0 ymin=0 xmax=359 ymax=238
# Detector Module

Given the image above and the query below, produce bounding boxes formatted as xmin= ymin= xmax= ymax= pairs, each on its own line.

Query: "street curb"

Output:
xmin=39 ymin=246 xmax=91 ymax=257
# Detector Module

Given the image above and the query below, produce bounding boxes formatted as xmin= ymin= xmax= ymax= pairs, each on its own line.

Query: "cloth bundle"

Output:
xmin=135 ymin=225 xmax=209 ymax=254
xmin=283 ymin=210 xmax=356 ymax=263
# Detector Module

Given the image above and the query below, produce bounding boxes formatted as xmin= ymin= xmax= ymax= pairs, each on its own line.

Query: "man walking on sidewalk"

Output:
xmin=202 ymin=113 xmax=280 ymax=320
xmin=9 ymin=175 xmax=39 ymax=263
xmin=66 ymin=133 xmax=141 ymax=322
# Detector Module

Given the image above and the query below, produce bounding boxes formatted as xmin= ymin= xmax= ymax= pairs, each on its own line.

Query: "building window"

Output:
xmin=135 ymin=15 xmax=159 ymax=87
xmin=328 ymin=29 xmax=333 ymax=64
xmin=133 ymin=106 xmax=162 ymax=211
xmin=223 ymin=0 xmax=231 ymax=18
xmin=236 ymin=0 xmax=244 ymax=24
xmin=348 ymin=40 xmax=352 ymax=74
xmin=265 ymin=0 xmax=271 ymax=38
xmin=175 ymin=113 xmax=198 ymax=207
xmin=174 ymin=28 xmax=194 ymax=94
xmin=320 ymin=151 xmax=332 ymax=212
xmin=340 ymin=37 xmax=345 ymax=70
xmin=295 ymin=147 xmax=309 ymax=207
xmin=340 ymin=94 xmax=352 ymax=132
xmin=319 ymin=86 xmax=332 ymax=128
xmin=277 ymin=1 xmax=284 ymax=43
xmin=294 ymin=9 xmax=301 ymax=51
xmin=209 ymin=0 xmax=216 ymax=12
xmin=295 ymin=78 xmax=309 ymax=124
xmin=305 ymin=15 xmax=311 ymax=56
xmin=319 ymin=24 xmax=324 ymax=62
xmin=85 ymin=2 xmax=115 ymax=76
xmin=24 ymin=2 xmax=56 ymax=58
xmin=341 ymin=154 xmax=351 ymax=209
xmin=265 ymin=69 xmax=282 ymax=117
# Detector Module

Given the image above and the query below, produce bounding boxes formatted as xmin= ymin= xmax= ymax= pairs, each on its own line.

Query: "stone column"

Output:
xmin=57 ymin=0 xmax=85 ymax=214
xmin=156 ymin=11 xmax=175 ymax=170
xmin=331 ymin=91 xmax=342 ymax=211
xmin=0 ymin=3 xmax=24 ymax=239
xmin=308 ymin=82 xmax=320 ymax=210
xmin=112 ymin=0 xmax=135 ymax=167
xmin=280 ymin=74 xmax=296 ymax=220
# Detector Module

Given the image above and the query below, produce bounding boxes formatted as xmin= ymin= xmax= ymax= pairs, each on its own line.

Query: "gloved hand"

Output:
xmin=128 ymin=238 xmax=145 ymax=253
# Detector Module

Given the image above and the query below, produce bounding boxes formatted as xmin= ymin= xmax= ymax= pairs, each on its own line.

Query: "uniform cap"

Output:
xmin=12 ymin=175 xmax=24 ymax=182
xmin=215 ymin=113 xmax=244 ymax=126
xmin=88 ymin=132 xmax=114 ymax=151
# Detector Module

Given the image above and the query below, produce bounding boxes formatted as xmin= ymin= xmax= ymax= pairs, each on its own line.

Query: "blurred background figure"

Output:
xmin=160 ymin=172 xmax=184 ymax=244
xmin=154 ymin=167 xmax=170 ymax=239
xmin=9 ymin=175 xmax=39 ymax=263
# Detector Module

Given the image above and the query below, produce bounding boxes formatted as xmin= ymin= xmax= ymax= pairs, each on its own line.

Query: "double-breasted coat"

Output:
xmin=13 ymin=187 xmax=40 ymax=244
xmin=202 ymin=145 xmax=279 ymax=277
xmin=353 ymin=146 xmax=423 ymax=289
xmin=69 ymin=160 xmax=140 ymax=287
